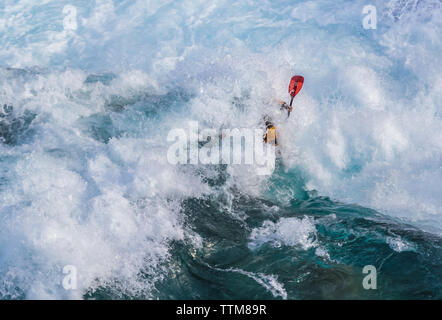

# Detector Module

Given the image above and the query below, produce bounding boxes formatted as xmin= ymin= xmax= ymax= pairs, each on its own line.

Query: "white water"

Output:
xmin=0 ymin=0 xmax=441 ymax=298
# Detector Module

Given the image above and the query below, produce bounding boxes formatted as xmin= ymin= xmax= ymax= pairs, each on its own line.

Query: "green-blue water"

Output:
xmin=84 ymin=163 xmax=442 ymax=299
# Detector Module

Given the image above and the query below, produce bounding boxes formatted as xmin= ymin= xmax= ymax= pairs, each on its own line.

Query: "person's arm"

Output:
xmin=279 ymin=101 xmax=293 ymax=112
xmin=274 ymin=98 xmax=286 ymax=105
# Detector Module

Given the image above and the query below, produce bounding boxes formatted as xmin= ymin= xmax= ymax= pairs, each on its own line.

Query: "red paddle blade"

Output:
xmin=288 ymin=75 xmax=304 ymax=97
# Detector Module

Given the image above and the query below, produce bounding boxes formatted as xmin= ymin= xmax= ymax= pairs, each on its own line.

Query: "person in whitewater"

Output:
xmin=263 ymin=116 xmax=278 ymax=146
xmin=263 ymin=75 xmax=304 ymax=146
xmin=262 ymin=101 xmax=291 ymax=146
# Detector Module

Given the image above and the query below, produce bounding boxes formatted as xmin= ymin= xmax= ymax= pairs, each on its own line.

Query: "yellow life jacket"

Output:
xmin=265 ymin=126 xmax=277 ymax=146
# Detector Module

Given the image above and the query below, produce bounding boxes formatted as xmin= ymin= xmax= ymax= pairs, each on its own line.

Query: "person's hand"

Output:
xmin=288 ymin=106 xmax=293 ymax=112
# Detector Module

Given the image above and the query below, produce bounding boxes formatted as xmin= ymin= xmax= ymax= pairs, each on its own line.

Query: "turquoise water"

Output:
xmin=0 ymin=0 xmax=441 ymax=299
